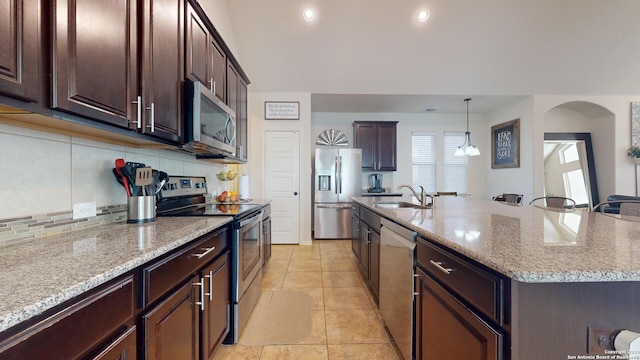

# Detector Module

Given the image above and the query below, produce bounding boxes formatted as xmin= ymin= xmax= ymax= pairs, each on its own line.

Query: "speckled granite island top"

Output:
xmin=354 ymin=196 xmax=640 ymax=283
xmin=0 ymin=216 xmax=232 ymax=333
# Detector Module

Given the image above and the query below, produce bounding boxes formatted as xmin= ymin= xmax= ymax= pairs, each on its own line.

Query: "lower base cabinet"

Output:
xmin=144 ymin=276 xmax=200 ymax=360
xmin=0 ymin=275 xmax=136 ymax=360
xmin=415 ymin=268 xmax=503 ymax=360
xmin=201 ymin=252 xmax=231 ymax=360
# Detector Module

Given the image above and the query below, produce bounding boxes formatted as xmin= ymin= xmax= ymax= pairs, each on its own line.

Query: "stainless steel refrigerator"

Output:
xmin=314 ymin=148 xmax=362 ymax=239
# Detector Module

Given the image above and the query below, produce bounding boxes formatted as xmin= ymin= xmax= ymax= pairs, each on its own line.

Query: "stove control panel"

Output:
xmin=159 ymin=176 xmax=208 ymax=199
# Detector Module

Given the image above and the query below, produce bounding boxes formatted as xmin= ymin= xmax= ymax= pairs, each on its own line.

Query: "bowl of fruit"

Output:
xmin=215 ymin=191 xmax=240 ymax=203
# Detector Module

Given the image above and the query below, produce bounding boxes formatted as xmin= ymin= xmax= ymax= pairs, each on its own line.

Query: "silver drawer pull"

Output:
xmin=192 ymin=279 xmax=205 ymax=311
xmin=193 ymin=246 xmax=216 ymax=259
xmin=430 ymin=260 xmax=453 ymax=275
xmin=204 ymin=270 xmax=213 ymax=301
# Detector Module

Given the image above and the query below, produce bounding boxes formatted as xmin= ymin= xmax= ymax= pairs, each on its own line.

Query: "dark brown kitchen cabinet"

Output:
xmin=186 ymin=3 xmax=226 ymax=103
xmin=51 ymin=0 xmax=183 ymax=143
xmin=51 ymin=0 xmax=138 ymax=128
xmin=226 ymin=61 xmax=248 ymax=162
xmin=415 ymin=236 xmax=507 ymax=360
xmin=139 ymin=0 xmax=184 ymax=143
xmin=353 ymin=121 xmax=398 ymax=171
xmin=352 ymin=205 xmax=380 ymax=299
xmin=0 ymin=275 xmax=136 ymax=360
xmin=0 ymin=0 xmax=39 ymax=102
xmin=415 ymin=267 xmax=503 ymax=360
xmin=144 ymin=275 xmax=200 ymax=360
xmin=201 ymin=252 xmax=231 ymax=360
xmin=141 ymin=225 xmax=230 ymax=360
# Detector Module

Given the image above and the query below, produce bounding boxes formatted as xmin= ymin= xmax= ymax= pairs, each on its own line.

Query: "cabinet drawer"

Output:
xmin=143 ymin=226 xmax=229 ymax=306
xmin=416 ymin=237 xmax=505 ymax=323
xmin=352 ymin=203 xmax=360 ymax=217
xmin=0 ymin=275 xmax=135 ymax=360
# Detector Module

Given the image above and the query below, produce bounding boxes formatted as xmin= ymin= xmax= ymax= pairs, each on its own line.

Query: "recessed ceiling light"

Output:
xmin=303 ymin=8 xmax=315 ymax=22
xmin=418 ymin=9 xmax=430 ymax=23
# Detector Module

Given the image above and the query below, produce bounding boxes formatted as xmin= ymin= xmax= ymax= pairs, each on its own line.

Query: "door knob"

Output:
xmin=294 ymin=192 xmax=298 ymax=195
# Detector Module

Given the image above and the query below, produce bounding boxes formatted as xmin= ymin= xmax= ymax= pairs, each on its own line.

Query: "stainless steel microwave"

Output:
xmin=182 ymin=80 xmax=236 ymax=156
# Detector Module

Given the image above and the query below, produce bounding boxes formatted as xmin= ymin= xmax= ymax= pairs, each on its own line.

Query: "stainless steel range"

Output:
xmin=156 ymin=175 xmax=266 ymax=344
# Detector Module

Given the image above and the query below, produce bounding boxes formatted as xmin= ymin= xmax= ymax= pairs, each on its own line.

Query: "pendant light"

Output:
xmin=455 ymin=98 xmax=480 ymax=156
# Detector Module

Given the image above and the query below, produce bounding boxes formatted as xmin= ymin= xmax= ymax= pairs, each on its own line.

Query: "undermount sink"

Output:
xmin=374 ymin=201 xmax=432 ymax=210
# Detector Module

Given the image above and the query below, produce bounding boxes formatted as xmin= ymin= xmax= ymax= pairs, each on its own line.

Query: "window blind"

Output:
xmin=411 ymin=132 xmax=436 ymax=193
xmin=443 ymin=132 xmax=468 ymax=193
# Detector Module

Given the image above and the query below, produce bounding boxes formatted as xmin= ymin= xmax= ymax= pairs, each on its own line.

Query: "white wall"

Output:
xmin=198 ymin=0 xmax=239 ymax=60
xmin=246 ymin=92 xmax=313 ymax=245
xmin=485 ymin=97 xmax=535 ymax=201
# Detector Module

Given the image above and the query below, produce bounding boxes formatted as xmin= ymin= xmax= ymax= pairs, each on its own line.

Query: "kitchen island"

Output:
xmin=353 ymin=196 xmax=640 ymax=359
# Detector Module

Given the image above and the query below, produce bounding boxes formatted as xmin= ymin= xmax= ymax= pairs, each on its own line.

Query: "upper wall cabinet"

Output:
xmin=353 ymin=121 xmax=398 ymax=171
xmin=0 ymin=0 xmax=39 ymax=102
xmin=51 ymin=0 xmax=138 ymax=129
xmin=51 ymin=0 xmax=183 ymax=143
xmin=186 ymin=3 xmax=226 ymax=103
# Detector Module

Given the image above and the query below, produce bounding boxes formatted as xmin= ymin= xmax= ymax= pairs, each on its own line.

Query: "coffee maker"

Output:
xmin=368 ymin=174 xmax=385 ymax=193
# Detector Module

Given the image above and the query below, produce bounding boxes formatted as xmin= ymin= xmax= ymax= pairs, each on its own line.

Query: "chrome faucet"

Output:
xmin=397 ymin=184 xmax=434 ymax=207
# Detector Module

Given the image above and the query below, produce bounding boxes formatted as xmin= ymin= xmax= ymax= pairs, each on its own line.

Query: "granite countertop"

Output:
xmin=0 ymin=216 xmax=233 ymax=333
xmin=354 ymin=196 xmax=640 ymax=283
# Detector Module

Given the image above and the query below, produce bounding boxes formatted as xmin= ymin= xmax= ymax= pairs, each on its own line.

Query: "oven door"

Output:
xmin=236 ymin=210 xmax=263 ymax=300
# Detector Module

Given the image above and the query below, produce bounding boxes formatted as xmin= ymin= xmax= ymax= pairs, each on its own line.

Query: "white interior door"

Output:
xmin=265 ymin=131 xmax=300 ymax=244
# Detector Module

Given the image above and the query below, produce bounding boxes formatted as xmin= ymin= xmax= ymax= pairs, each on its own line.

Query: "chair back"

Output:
xmin=493 ymin=193 xmax=523 ymax=205
xmin=529 ymin=196 xmax=576 ymax=210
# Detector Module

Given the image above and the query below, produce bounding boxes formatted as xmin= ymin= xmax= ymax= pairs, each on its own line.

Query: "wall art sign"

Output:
xmin=264 ymin=101 xmax=300 ymax=120
xmin=491 ymin=118 xmax=520 ymax=169
xmin=632 ymin=102 xmax=640 ymax=146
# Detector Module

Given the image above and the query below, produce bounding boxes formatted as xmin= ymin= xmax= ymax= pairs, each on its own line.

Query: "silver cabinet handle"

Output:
xmin=413 ymin=273 xmax=419 ymax=297
xmin=193 ymin=246 xmax=216 ymax=259
xmin=204 ymin=270 xmax=213 ymax=301
xmin=210 ymin=78 xmax=214 ymax=93
xmin=132 ymin=96 xmax=142 ymax=129
xmin=430 ymin=260 xmax=453 ymax=275
xmin=192 ymin=279 xmax=205 ymax=311
xmin=146 ymin=102 xmax=155 ymax=132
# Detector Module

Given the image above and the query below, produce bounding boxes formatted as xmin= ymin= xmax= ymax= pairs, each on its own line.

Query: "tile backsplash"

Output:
xmin=0 ymin=121 xmax=231 ymax=243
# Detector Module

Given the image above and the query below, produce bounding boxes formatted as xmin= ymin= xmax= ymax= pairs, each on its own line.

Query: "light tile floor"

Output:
xmin=214 ymin=240 xmax=401 ymax=360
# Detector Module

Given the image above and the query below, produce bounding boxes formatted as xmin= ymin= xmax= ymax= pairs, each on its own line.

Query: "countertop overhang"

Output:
xmin=354 ymin=196 xmax=640 ymax=283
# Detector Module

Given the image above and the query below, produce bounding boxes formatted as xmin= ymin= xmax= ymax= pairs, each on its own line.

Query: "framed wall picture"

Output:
xmin=264 ymin=101 xmax=300 ymax=120
xmin=491 ymin=119 xmax=520 ymax=169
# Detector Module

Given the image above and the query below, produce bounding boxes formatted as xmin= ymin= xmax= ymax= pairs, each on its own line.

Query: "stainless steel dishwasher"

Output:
xmin=379 ymin=218 xmax=417 ymax=360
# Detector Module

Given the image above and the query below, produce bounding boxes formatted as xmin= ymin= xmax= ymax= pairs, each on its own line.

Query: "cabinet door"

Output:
xmin=0 ymin=276 xmax=135 ymax=360
xmin=140 ymin=0 xmax=183 ymax=143
xmin=351 ymin=216 xmax=361 ymax=260
xmin=91 ymin=326 xmax=137 ymax=360
xmin=353 ymin=123 xmax=376 ymax=170
xmin=236 ymin=77 xmax=248 ymax=160
xmin=201 ymin=252 xmax=230 ymax=360
xmin=0 ymin=0 xmax=39 ymax=102
xmin=377 ymin=122 xmax=397 ymax=171
xmin=369 ymin=229 xmax=380 ymax=297
xmin=185 ymin=4 xmax=209 ymax=89
xmin=52 ymin=0 xmax=137 ymax=128
xmin=210 ymin=38 xmax=226 ymax=102
xmin=144 ymin=276 xmax=200 ymax=360
xmin=415 ymin=268 xmax=503 ymax=360
xmin=226 ymin=62 xmax=238 ymax=112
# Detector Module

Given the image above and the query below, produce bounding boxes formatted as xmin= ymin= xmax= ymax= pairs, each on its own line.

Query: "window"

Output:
xmin=443 ymin=132 xmax=468 ymax=193
xmin=411 ymin=132 xmax=436 ymax=193
xmin=411 ymin=131 xmax=469 ymax=194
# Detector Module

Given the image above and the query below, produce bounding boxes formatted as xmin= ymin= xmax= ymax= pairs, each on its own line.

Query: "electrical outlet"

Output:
xmin=73 ymin=202 xmax=97 ymax=219
xmin=588 ymin=327 xmax=617 ymax=354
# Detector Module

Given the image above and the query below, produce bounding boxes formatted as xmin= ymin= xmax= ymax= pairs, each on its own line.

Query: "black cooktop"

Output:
xmin=159 ymin=203 xmax=261 ymax=217
xmin=156 ymin=175 xmax=261 ymax=218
